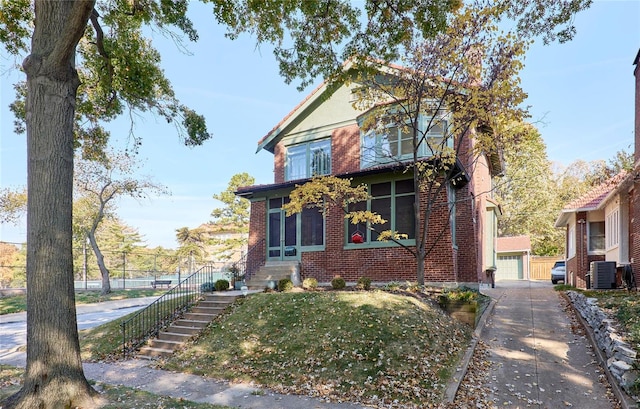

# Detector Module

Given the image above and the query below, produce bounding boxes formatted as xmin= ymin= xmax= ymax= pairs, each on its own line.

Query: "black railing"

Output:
xmin=120 ymin=263 xmax=228 ymax=357
xmin=237 ymin=238 xmax=265 ymax=281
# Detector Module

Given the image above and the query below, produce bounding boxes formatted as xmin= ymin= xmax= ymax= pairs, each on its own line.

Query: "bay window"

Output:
xmin=361 ymin=113 xmax=449 ymax=168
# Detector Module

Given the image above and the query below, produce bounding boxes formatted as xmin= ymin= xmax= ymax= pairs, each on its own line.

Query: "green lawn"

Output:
xmin=0 ymin=289 xmax=165 ymax=315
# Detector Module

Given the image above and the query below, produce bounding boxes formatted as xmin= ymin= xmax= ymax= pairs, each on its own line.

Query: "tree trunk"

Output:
xmin=87 ymin=230 xmax=111 ymax=295
xmin=1 ymin=1 xmax=100 ymax=408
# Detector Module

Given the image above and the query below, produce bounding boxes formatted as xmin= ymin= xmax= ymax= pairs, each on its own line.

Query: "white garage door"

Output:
xmin=496 ymin=255 xmax=523 ymax=280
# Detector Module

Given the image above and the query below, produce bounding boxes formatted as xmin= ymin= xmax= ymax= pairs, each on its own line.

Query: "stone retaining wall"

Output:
xmin=566 ymin=291 xmax=639 ymax=395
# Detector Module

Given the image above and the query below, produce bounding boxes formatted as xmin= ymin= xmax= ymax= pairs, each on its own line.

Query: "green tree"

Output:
xmin=0 ymin=0 xmax=592 ymax=407
xmin=209 ymin=173 xmax=255 ymax=259
xmin=175 ymin=226 xmax=207 ymax=265
xmin=74 ymin=151 xmax=167 ymax=294
xmin=495 ymin=123 xmax=562 ymax=255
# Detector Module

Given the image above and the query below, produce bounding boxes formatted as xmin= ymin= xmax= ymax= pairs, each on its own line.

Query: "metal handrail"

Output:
xmin=120 ymin=263 xmax=227 ymax=357
xmin=238 ymin=238 xmax=265 ymax=281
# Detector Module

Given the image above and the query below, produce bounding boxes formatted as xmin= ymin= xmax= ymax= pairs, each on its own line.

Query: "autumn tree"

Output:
xmin=0 ymin=0 xmax=592 ymax=407
xmin=74 ymin=151 xmax=166 ymax=294
xmin=0 ymin=187 xmax=27 ymax=224
xmin=286 ymin=2 xmax=529 ymax=285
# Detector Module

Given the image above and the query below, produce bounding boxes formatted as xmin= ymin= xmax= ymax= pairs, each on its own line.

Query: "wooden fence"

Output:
xmin=530 ymin=256 xmax=563 ymax=280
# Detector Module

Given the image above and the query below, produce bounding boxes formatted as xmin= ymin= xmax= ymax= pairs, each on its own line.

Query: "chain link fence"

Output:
xmin=0 ymin=241 xmax=238 ymax=290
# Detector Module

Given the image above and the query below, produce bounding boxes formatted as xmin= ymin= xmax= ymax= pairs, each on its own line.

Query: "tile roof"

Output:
xmin=563 ymin=171 xmax=628 ymax=211
xmin=497 ymin=235 xmax=531 ymax=252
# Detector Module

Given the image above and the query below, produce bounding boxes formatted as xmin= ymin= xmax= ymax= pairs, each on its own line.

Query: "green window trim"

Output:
xmin=345 ymin=178 xmax=416 ymax=247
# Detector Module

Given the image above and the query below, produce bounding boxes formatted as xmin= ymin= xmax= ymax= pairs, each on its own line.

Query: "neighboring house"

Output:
xmin=555 ymin=172 xmax=630 ymax=288
xmin=236 ymin=64 xmax=502 ymax=287
xmin=554 ymin=48 xmax=640 ymax=289
xmin=496 ymin=235 xmax=531 ymax=280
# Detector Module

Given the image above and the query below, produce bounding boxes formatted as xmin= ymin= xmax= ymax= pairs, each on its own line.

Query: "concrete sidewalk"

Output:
xmin=479 ymin=280 xmax=621 ymax=408
xmin=0 ymin=296 xmax=159 ymax=324
xmin=0 ymin=350 xmax=367 ymax=409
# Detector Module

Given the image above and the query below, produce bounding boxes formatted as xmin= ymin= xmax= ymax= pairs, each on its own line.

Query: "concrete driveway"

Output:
xmin=478 ymin=280 xmax=622 ymax=408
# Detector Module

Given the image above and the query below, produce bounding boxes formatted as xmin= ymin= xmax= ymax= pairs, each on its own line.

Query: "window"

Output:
xmin=588 ymin=221 xmax=605 ymax=253
xmin=447 ymin=183 xmax=456 ymax=247
xmin=567 ymin=225 xmax=576 ymax=258
xmin=301 ymin=207 xmax=324 ymax=246
xmin=606 ymin=209 xmax=619 ymax=249
xmin=361 ymin=114 xmax=448 ymax=168
xmin=347 ymin=179 xmax=415 ymax=244
xmin=286 ymin=139 xmax=331 ymax=181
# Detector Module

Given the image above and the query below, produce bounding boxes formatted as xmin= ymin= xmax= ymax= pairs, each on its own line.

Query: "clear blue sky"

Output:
xmin=1 ymin=0 xmax=639 ymax=249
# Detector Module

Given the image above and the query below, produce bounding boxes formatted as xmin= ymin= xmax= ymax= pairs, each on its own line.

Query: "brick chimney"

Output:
xmin=634 ymin=49 xmax=640 ymax=164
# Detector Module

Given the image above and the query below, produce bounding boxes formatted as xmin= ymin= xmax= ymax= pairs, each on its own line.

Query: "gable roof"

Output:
xmin=255 ymin=59 xmax=471 ymax=155
xmin=497 ymin=235 xmax=531 ymax=253
xmin=256 ymin=80 xmax=330 ymax=153
xmin=554 ymin=171 xmax=629 ymax=227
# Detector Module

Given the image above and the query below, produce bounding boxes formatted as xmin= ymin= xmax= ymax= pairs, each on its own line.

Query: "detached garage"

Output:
xmin=496 ymin=236 xmax=531 ymax=280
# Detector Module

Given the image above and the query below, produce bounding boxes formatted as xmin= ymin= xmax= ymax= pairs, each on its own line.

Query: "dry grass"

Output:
xmin=159 ymin=290 xmax=474 ymax=408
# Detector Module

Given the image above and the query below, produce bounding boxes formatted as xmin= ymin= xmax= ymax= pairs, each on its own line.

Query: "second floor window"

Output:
xmin=286 ymin=139 xmax=331 ymax=181
xmin=361 ymin=114 xmax=449 ymax=168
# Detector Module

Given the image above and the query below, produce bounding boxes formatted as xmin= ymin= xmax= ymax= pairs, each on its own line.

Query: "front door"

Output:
xmin=267 ymin=197 xmax=298 ymax=261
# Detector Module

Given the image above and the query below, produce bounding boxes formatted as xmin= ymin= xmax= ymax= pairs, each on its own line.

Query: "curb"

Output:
xmin=561 ymin=291 xmax=636 ymax=409
xmin=443 ymin=297 xmax=497 ymax=403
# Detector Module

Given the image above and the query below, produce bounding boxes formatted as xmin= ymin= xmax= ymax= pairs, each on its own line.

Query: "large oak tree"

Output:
xmin=0 ymin=0 xmax=591 ymax=407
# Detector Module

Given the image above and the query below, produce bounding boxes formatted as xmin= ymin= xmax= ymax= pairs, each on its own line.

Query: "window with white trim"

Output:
xmin=606 ymin=209 xmax=619 ymax=249
xmin=361 ymin=114 xmax=449 ymax=168
xmin=286 ymin=139 xmax=331 ymax=181
xmin=588 ymin=221 xmax=605 ymax=253
xmin=567 ymin=225 xmax=576 ymax=258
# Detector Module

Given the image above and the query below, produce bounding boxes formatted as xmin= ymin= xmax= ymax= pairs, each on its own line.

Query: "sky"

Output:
xmin=1 ymin=0 xmax=639 ymax=249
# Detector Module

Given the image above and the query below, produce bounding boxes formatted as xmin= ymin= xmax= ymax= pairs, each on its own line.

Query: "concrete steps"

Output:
xmin=137 ymin=294 xmax=237 ymax=359
xmin=246 ymin=261 xmax=300 ymax=290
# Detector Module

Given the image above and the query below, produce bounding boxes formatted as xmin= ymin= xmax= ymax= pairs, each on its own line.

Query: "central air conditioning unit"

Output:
xmin=590 ymin=261 xmax=616 ymax=289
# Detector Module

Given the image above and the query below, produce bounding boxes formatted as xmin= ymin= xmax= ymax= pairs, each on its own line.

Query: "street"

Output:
xmin=0 ymin=297 xmax=156 ymax=357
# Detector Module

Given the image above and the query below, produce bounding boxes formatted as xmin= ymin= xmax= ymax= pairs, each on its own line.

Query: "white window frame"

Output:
xmin=360 ymin=113 xmax=450 ymax=169
xmin=606 ymin=208 xmax=620 ymax=250
xmin=588 ymin=220 xmax=605 ymax=254
xmin=567 ymin=224 xmax=576 ymax=258
xmin=285 ymin=138 xmax=331 ymax=181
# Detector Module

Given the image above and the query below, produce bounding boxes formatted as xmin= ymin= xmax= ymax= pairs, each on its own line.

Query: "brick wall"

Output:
xmin=332 ymin=125 xmax=361 ymax=174
xmin=251 ymin=123 xmax=488 ymax=286
xmin=273 ymin=143 xmax=285 ymax=184
xmin=246 ymin=200 xmax=266 ymax=277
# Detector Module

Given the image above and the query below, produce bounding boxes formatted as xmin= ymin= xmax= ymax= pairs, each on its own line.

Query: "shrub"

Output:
xmin=383 ymin=281 xmax=401 ymax=291
xmin=278 ymin=278 xmax=294 ymax=292
xmin=356 ymin=276 xmax=372 ymax=290
xmin=214 ymin=279 xmax=230 ymax=291
xmin=331 ymin=276 xmax=346 ymax=290
xmin=200 ymin=282 xmax=215 ymax=292
xmin=302 ymin=277 xmax=318 ymax=290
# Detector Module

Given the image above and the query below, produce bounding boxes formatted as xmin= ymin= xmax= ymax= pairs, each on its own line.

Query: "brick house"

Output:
xmin=555 ymin=172 xmax=629 ymax=288
xmin=555 ymin=48 xmax=640 ymax=289
xmin=236 ymin=66 xmax=502 ymax=288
